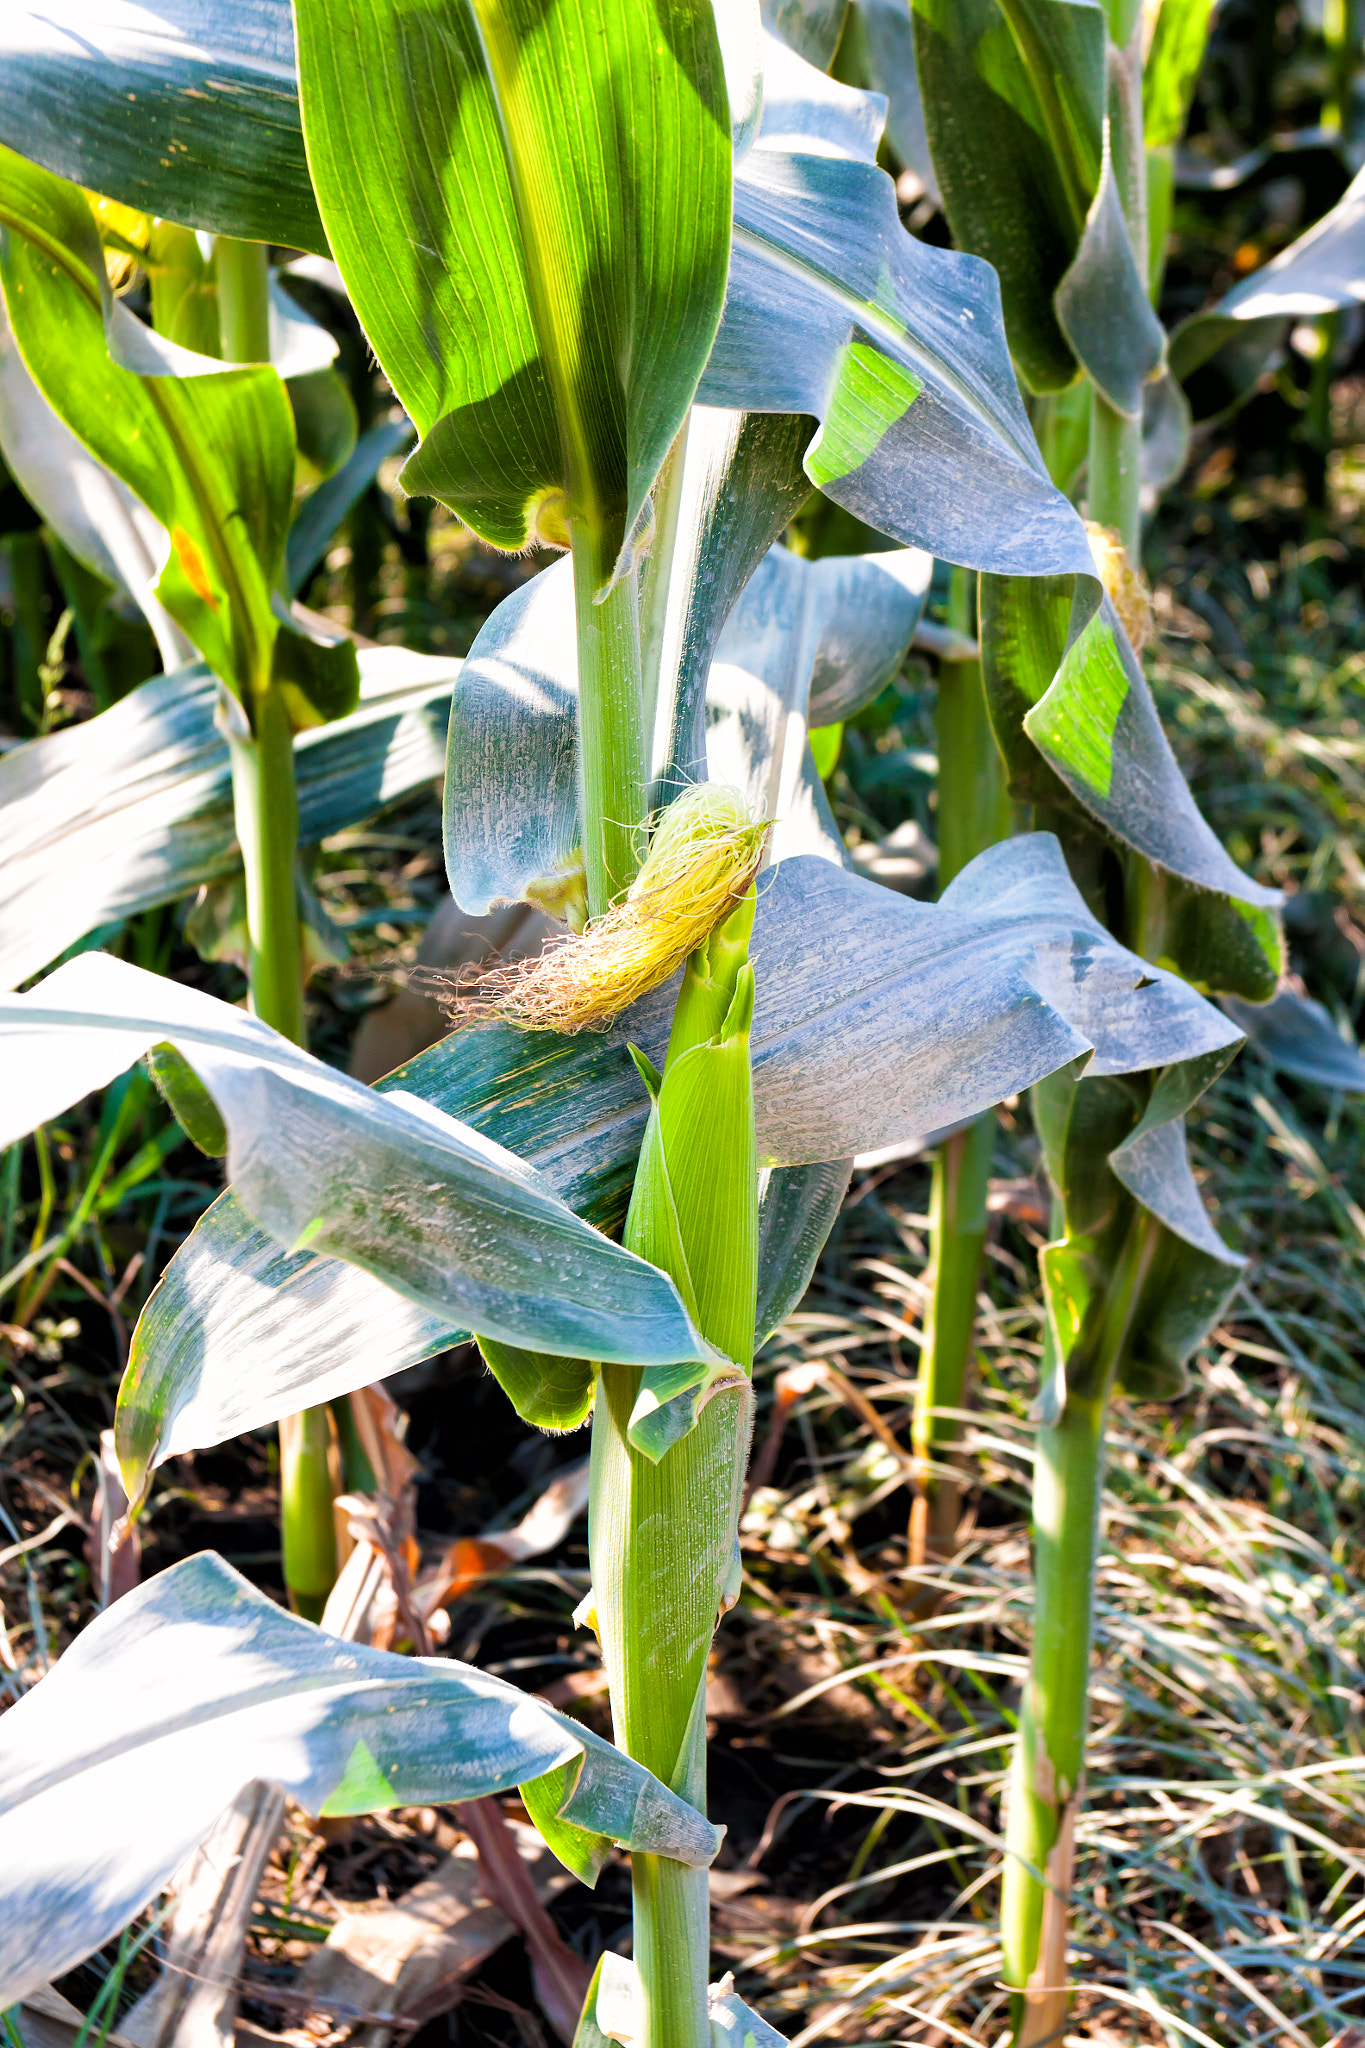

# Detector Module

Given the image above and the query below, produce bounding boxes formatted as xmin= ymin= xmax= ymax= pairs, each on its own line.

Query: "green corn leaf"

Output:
xmin=0 ymin=291 xmax=190 ymax=671
xmin=478 ymin=1339 xmax=598 ymax=1434
xmin=910 ymin=0 xmax=1163 ymax=411
xmin=0 ymin=648 xmax=457 ymax=992
xmin=0 ymin=1552 xmax=720 ymax=2011
xmin=979 ymin=571 xmax=1283 ymax=1000
xmin=144 ymin=1043 xmax=228 ymax=1159
xmin=292 ymin=0 xmax=732 ymax=586
xmin=1 ymin=15 xmax=1107 ymax=583
xmin=0 ymin=149 xmax=357 ymax=724
xmin=1143 ymin=0 xmax=1218 ymax=148
xmin=108 ymin=837 xmax=1241 ymax=1483
xmin=0 ymin=1 xmax=328 ymax=252
xmin=1033 ymin=1040 xmax=1245 ymax=1408
xmin=0 ymin=950 xmax=720 ymax=1505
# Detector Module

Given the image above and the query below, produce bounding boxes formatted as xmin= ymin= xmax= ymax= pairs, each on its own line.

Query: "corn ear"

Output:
xmin=622 ymin=889 xmax=759 ymax=1459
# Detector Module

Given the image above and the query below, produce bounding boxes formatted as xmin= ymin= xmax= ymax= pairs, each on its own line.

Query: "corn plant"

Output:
xmin=0 ymin=7 xmax=1281 ymax=2047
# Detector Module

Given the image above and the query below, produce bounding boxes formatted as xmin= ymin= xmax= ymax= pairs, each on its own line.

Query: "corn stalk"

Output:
xmin=911 ymin=565 xmax=1011 ymax=1579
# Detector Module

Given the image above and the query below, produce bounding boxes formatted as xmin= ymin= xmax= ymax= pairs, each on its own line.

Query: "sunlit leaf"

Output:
xmin=1170 ymin=164 xmax=1365 ymax=419
xmin=111 ymin=836 xmax=1240 ymax=1481
xmin=0 ymin=1552 xmax=720 ymax=2010
xmin=980 ymin=571 xmax=1283 ymax=999
xmin=0 ymin=148 xmax=355 ymax=723
xmin=0 ymin=648 xmax=457 ymax=992
xmin=698 ymin=33 xmax=1102 ymax=572
xmin=0 ymin=293 xmax=190 ymax=672
xmin=293 ymin=0 xmax=732 ymax=584
xmin=0 ymin=949 xmax=716 ymax=1490
xmin=0 ymin=0 xmax=328 ymax=252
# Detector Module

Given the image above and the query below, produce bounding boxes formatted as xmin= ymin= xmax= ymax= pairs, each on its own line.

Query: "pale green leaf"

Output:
xmin=0 ymin=1552 xmax=720 ymax=2010
xmin=0 ymin=148 xmax=292 ymax=702
xmin=0 ymin=293 xmax=190 ymax=671
xmin=0 ymin=950 xmax=717 ymax=1500
xmin=110 ymin=836 xmax=1241 ymax=1480
xmin=0 ymin=648 xmax=457 ymax=992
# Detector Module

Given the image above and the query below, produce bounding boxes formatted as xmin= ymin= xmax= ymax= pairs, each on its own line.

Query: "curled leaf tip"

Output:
xmin=1084 ymin=520 xmax=1154 ymax=654
xmin=439 ymin=784 xmax=768 ymax=1035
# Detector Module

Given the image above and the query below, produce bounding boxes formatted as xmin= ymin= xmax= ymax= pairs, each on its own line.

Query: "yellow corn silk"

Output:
xmin=621 ymin=885 xmax=759 ymax=1460
xmin=447 ymin=783 xmax=767 ymax=1033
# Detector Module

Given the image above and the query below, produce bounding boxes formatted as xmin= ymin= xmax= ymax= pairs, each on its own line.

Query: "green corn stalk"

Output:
xmin=588 ymin=886 xmax=759 ymax=2048
xmin=911 ymin=566 xmax=1012 ymax=1581
xmin=999 ymin=1076 xmax=1163 ymax=2045
xmin=143 ymin=233 xmax=335 ymax=1616
xmin=216 ymin=238 xmax=335 ymax=1615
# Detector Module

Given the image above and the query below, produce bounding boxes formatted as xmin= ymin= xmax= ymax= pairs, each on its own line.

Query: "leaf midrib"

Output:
xmin=467 ymin=0 xmax=605 ymax=541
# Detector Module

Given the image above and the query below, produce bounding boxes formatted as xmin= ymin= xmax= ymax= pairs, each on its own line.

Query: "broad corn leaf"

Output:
xmin=293 ymin=0 xmax=733 ymax=583
xmin=0 ymin=148 xmax=357 ymax=723
xmin=0 ymin=950 xmax=717 ymax=1499
xmin=910 ymin=0 xmax=1162 ymax=409
xmin=0 ymin=1553 xmax=720 ymax=2009
xmin=0 ymin=0 xmax=328 ymax=251
xmin=0 ymin=649 xmax=457 ymax=992
xmin=107 ymin=836 xmax=1241 ymax=1485
xmin=979 ymin=570 xmax=1283 ymax=999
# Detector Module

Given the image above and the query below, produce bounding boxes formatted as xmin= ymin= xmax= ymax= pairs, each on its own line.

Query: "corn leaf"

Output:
xmin=856 ymin=0 xmax=942 ymax=207
xmin=0 ymin=15 xmax=1104 ymax=588
xmin=980 ymin=572 xmax=1283 ymax=999
xmin=0 ymin=952 xmax=717 ymax=1464
xmin=110 ymin=836 xmax=1241 ymax=1483
xmin=0 ymin=149 xmax=356 ymax=723
xmin=286 ymin=415 xmax=415 ymax=595
xmin=761 ymin=0 xmax=849 ymax=68
xmin=292 ymin=0 xmax=731 ymax=585
xmin=1033 ymin=1042 xmax=1245 ymax=1409
xmin=909 ymin=0 xmax=1163 ymax=410
xmin=0 ymin=649 xmax=457 ymax=992
xmin=698 ymin=31 xmax=1103 ymax=571
xmin=0 ymin=1552 xmax=720 ymax=2011
xmin=0 ymin=0 xmax=328 ymax=252
xmin=1143 ymin=0 xmax=1218 ymax=149
xmin=0 ymin=294 xmax=190 ymax=672
xmin=1169 ymin=163 xmax=1365 ymax=420
xmin=1222 ymin=987 xmax=1365 ymax=1094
